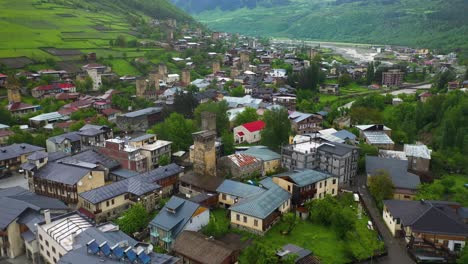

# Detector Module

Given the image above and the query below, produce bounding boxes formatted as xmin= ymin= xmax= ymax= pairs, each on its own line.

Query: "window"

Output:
xmin=52 ymin=247 xmax=56 ymax=253
xmin=324 ymin=181 xmax=327 ymax=187
xmin=332 ymin=189 xmax=335 ymax=195
xmin=287 ymin=185 xmax=291 ymax=192
xmin=236 ymin=214 xmax=240 ymax=221
xmin=332 ymin=179 xmax=336 ymax=185
xmin=319 ymin=182 xmax=322 ymax=188
xmin=254 ymin=220 xmax=258 ymax=227
xmin=222 ymin=194 xmax=226 ymax=200
xmin=46 ymin=251 xmax=50 ymax=257
xmin=39 ymin=235 xmax=43 ymax=241
xmin=40 ymin=245 xmax=44 ymax=251
xmin=46 ymin=241 xmax=49 ymax=247
xmin=111 ymin=199 xmax=115 ymax=205
xmin=53 ymin=257 xmax=57 ymax=263
xmin=106 ymin=201 xmax=109 ymax=207
xmin=243 ymin=216 xmax=247 ymax=223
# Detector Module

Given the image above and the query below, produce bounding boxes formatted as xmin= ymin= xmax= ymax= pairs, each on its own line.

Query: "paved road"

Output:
xmin=0 ymin=172 xmax=28 ymax=189
xmin=358 ymin=186 xmax=414 ymax=264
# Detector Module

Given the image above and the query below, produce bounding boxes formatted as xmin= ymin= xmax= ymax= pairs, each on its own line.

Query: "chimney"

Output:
xmin=44 ymin=209 xmax=51 ymax=224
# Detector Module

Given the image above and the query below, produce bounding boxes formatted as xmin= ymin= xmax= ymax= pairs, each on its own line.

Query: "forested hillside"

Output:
xmin=171 ymin=0 xmax=468 ymax=52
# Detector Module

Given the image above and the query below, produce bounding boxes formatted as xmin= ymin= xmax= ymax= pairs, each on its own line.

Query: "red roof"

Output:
xmin=0 ymin=74 xmax=7 ymax=78
xmin=0 ymin=130 xmax=14 ymax=137
xmin=229 ymin=154 xmax=261 ymax=167
xmin=55 ymin=93 xmax=79 ymax=100
xmin=7 ymin=102 xmax=35 ymax=111
xmin=34 ymin=83 xmax=75 ymax=91
xmin=102 ymin=108 xmax=121 ymax=116
xmin=419 ymin=92 xmax=432 ymax=97
xmin=242 ymin=120 xmax=265 ymax=132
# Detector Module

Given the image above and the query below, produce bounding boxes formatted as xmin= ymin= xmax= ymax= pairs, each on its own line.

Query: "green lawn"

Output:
xmin=416 ymin=174 xmax=468 ymax=206
xmin=108 ymin=59 xmax=141 ymax=76
xmin=340 ymin=83 xmax=369 ymax=95
xmin=210 ymin=206 xmax=382 ymax=264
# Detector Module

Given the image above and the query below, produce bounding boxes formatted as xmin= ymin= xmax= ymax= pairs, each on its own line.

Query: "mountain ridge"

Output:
xmin=171 ymin=0 xmax=468 ymax=51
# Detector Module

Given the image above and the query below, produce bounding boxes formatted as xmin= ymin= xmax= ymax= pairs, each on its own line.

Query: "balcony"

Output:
xmin=150 ymin=230 xmax=159 ymax=238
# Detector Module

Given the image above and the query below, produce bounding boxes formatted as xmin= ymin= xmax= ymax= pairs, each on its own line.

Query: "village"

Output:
xmin=0 ymin=17 xmax=467 ymax=264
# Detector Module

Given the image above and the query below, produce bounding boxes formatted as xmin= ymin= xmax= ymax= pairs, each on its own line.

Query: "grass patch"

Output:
xmin=416 ymin=174 xmax=468 ymax=206
xmin=108 ymin=59 xmax=141 ymax=76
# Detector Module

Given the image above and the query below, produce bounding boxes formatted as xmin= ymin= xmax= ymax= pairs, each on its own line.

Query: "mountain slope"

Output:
xmin=172 ymin=0 xmax=468 ymax=51
xmin=0 ymin=0 xmax=193 ymax=60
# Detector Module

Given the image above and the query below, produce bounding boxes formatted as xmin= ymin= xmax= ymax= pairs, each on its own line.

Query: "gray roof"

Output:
xmin=27 ymin=151 xmax=48 ymax=161
xmin=229 ymin=185 xmax=291 ymax=219
xmin=366 ymin=156 xmax=420 ymax=190
xmin=363 ymin=131 xmax=394 ymax=145
xmin=404 ymin=144 xmax=431 ymax=160
xmin=242 ymin=146 xmax=280 ymax=161
xmin=332 ymin=130 xmax=357 ymax=141
xmin=216 ymin=180 xmax=265 ymax=198
xmin=288 ymin=111 xmax=315 ymax=123
xmin=383 ymin=200 xmax=468 ymax=236
xmin=280 ymin=244 xmax=312 ymax=261
xmin=317 ymin=142 xmax=358 ymax=156
xmin=259 ymin=177 xmax=277 ymax=189
xmin=47 ymin=151 xmax=69 ymax=162
xmin=111 ymin=169 xmax=139 ymax=179
xmin=47 ymin=132 xmax=81 ymax=144
xmin=29 ymin=112 xmax=63 ymax=122
xmin=77 ymin=128 xmax=103 ymax=137
xmin=59 ymin=149 xmax=120 ymax=170
xmin=0 ymin=187 xmax=67 ymax=230
xmin=0 ymin=143 xmax=44 ymax=161
xmin=122 ymin=107 xmax=162 ymax=118
xmin=80 ymin=124 xmax=108 ymax=131
xmin=150 ymin=196 xmax=202 ymax=237
xmin=80 ymin=164 xmax=182 ymax=204
xmin=276 ymin=169 xmax=334 ymax=188
xmin=129 ymin=133 xmax=156 ymax=142
xmin=34 ymin=162 xmax=91 ymax=185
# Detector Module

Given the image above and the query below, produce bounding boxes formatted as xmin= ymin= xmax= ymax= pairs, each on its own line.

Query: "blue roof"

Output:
xmin=216 ymin=180 xmax=265 ymax=198
xmin=276 ymin=169 xmax=334 ymax=187
xmin=150 ymin=196 xmax=203 ymax=237
xmin=332 ymin=130 xmax=357 ymax=141
xmin=366 ymin=156 xmax=420 ymax=190
xmin=229 ymin=185 xmax=290 ymax=219
xmin=242 ymin=146 xmax=280 ymax=161
xmin=259 ymin=177 xmax=277 ymax=189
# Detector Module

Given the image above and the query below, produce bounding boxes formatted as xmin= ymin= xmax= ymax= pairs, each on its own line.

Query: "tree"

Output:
xmin=366 ymin=62 xmax=375 ymax=85
xmin=201 ymin=214 xmax=229 ymax=238
xmin=158 ymin=154 xmax=170 ymax=166
xmin=221 ymin=131 xmax=234 ymax=155
xmin=115 ymin=35 xmax=127 ymax=47
xmin=69 ymin=120 xmax=85 ymax=132
xmin=239 ymin=242 xmax=280 ymax=264
xmin=281 ymin=212 xmax=298 ymax=235
xmin=76 ymin=77 xmax=93 ymax=93
xmin=70 ymin=108 xmax=97 ymax=120
xmin=288 ymin=62 xmax=324 ymax=91
xmin=233 ymin=107 xmax=259 ymax=127
xmin=368 ymin=170 xmax=394 ymax=209
xmin=338 ymin=73 xmax=352 ymax=87
xmin=230 ymin=85 xmax=245 ymax=97
xmin=307 ymin=195 xmax=338 ymax=226
xmin=0 ymin=109 xmax=15 ymax=126
xmin=117 ymin=203 xmax=149 ymax=235
xmin=457 ymin=243 xmax=468 ymax=264
xmin=260 ymin=108 xmax=291 ymax=151
xmin=173 ymin=91 xmax=199 ymax=118
xmin=149 ymin=113 xmax=196 ymax=151
xmin=331 ymin=207 xmax=356 ymax=238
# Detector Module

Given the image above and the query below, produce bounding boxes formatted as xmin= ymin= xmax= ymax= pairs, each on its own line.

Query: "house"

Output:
xmin=332 ymin=129 xmax=357 ymax=143
xmin=101 ymin=108 xmax=121 ymax=121
xmin=28 ymin=159 xmax=106 ymax=205
xmin=77 ymin=124 xmax=113 ymax=148
xmin=218 ymin=154 xmax=263 ymax=179
xmin=137 ymin=139 xmax=172 ymax=170
xmin=382 ymin=69 xmax=404 ymax=87
xmin=216 ymin=179 xmax=265 ymax=208
xmin=46 ymin=132 xmax=81 ymax=154
xmin=57 ymin=149 xmax=120 ymax=181
xmin=233 ymin=120 xmax=265 ymax=144
xmin=179 ymin=172 xmax=225 ymax=198
xmin=382 ymin=200 xmax=467 ymax=254
xmin=116 ymin=107 xmax=163 ymax=132
xmin=271 ymin=169 xmax=339 ymax=208
xmin=356 ymin=124 xmax=394 ymax=150
xmin=78 ymin=164 xmax=183 ymax=223
xmin=282 ymin=141 xmax=359 ymax=185
xmin=242 ymin=146 xmax=281 ymax=174
xmin=0 ymin=129 xmax=14 ymax=146
xmin=149 ymin=196 xmax=209 ymax=250
xmin=276 ymin=244 xmax=321 ymax=264
xmin=29 ymin=112 xmax=66 ymax=128
xmin=7 ymin=102 xmax=39 ymax=116
xmin=58 ymin=225 xmax=179 ymax=264
xmin=418 ymin=92 xmax=432 ymax=103
xmin=0 ymin=187 xmax=68 ymax=261
xmin=366 ymin=156 xmax=421 ymax=200
xmin=229 ymin=185 xmax=290 ymax=234
xmin=288 ymin=111 xmax=322 ymax=135
xmin=31 ymin=83 xmax=76 ymax=98
xmin=97 ymin=139 xmax=148 ymax=173
xmin=380 ymin=144 xmax=432 ymax=173
xmin=272 ymin=92 xmax=296 ymax=110
xmin=319 ymin=84 xmax=339 ymax=95
xmin=447 ymin=81 xmax=460 ymax=91
xmin=173 ymin=231 xmax=239 ymax=264
xmin=0 ymin=143 xmax=44 ymax=172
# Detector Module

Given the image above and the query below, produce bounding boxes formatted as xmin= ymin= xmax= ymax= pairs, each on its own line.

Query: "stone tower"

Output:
xmin=148 ymin=72 xmax=160 ymax=91
xmin=309 ymin=48 xmax=318 ymax=60
xmin=230 ymin=66 xmax=240 ymax=78
xmin=212 ymin=61 xmax=221 ymax=74
xmin=7 ymin=77 xmax=21 ymax=103
xmin=158 ymin=64 xmax=167 ymax=81
xmin=192 ymin=112 xmax=217 ymax=177
xmin=181 ymin=69 xmax=191 ymax=87
xmin=86 ymin=69 xmax=102 ymax=91
xmin=240 ymin=51 xmax=250 ymax=71
xmin=135 ymin=77 xmax=148 ymax=98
